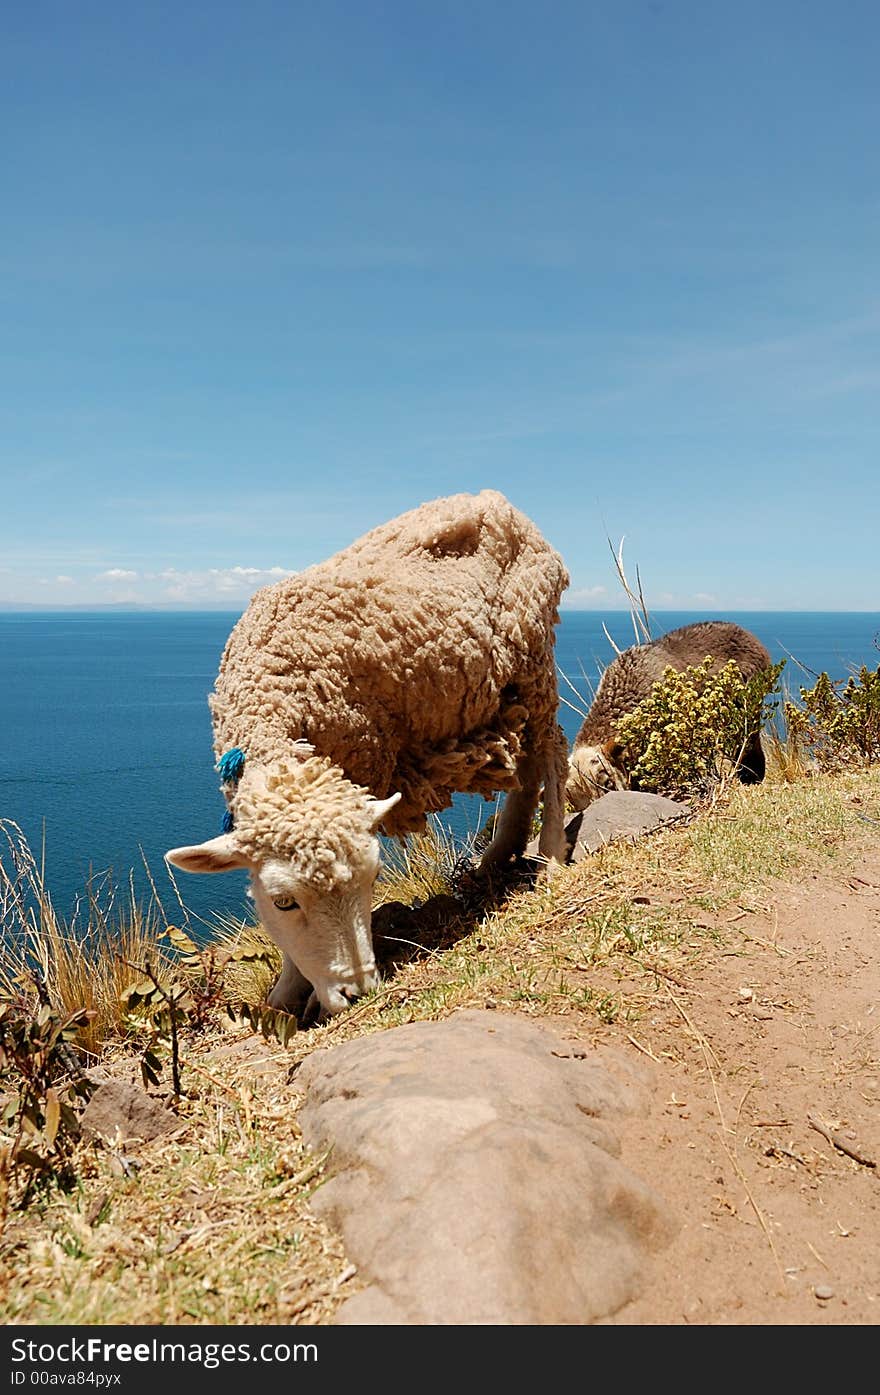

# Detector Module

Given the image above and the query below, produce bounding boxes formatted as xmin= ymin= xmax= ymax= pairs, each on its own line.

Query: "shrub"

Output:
xmin=616 ymin=657 xmax=785 ymax=800
xmin=784 ymin=664 xmax=880 ymax=771
xmin=0 ymin=987 xmax=94 ymax=1218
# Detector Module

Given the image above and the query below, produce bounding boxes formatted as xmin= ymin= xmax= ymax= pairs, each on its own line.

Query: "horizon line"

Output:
xmin=1 ymin=605 xmax=878 ymax=617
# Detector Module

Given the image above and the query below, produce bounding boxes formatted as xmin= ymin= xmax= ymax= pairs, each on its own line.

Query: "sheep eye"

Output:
xmin=273 ymin=896 xmax=300 ymax=911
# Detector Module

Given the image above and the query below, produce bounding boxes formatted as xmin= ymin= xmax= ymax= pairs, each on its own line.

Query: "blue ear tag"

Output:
xmin=217 ymin=747 xmax=246 ymax=833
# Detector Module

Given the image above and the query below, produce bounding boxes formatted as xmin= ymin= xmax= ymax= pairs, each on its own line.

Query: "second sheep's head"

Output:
xmin=165 ymin=750 xmax=401 ymax=1019
xmin=565 ymin=740 xmax=628 ymax=811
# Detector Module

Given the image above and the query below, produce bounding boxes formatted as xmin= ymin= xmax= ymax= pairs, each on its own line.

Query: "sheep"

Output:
xmin=166 ymin=489 xmax=570 ymax=1018
xmin=566 ymin=620 xmax=773 ymax=810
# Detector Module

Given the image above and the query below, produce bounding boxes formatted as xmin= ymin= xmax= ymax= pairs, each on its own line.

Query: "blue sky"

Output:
xmin=2 ymin=1 xmax=878 ymax=611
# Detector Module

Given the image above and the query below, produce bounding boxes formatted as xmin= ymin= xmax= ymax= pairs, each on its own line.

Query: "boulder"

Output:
xmin=296 ymin=1008 xmax=675 ymax=1324
xmin=528 ymin=790 xmax=690 ymax=863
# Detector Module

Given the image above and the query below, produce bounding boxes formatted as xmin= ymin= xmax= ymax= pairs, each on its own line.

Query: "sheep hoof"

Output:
xmin=539 ymin=856 xmax=566 ymax=883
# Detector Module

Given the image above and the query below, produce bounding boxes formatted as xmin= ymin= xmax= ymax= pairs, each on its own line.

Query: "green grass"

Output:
xmin=684 ymin=766 xmax=874 ymax=898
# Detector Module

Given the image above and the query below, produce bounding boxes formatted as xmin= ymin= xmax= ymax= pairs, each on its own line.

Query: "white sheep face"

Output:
xmin=165 ymin=792 xmax=400 ymax=1018
xmin=565 ymin=744 xmax=627 ymax=811
xmin=250 ymin=847 xmax=381 ymax=1018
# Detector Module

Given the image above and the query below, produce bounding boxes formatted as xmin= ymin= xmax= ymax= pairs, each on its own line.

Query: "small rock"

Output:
xmin=85 ymin=1193 xmax=110 ymax=1227
xmin=80 ymin=1080 xmax=178 ymax=1144
xmin=108 ymin=1153 xmax=138 ymax=1178
xmin=738 ymin=987 xmax=755 ymax=1003
xmin=814 ymin=1284 xmax=835 ymax=1301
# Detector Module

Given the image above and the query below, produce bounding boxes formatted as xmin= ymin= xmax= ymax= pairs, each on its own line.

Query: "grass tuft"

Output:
xmin=0 ymin=820 xmax=174 ymax=1056
xmin=374 ymin=818 xmax=476 ymax=906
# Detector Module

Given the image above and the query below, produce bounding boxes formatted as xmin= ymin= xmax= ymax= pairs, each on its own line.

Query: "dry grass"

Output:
xmin=2 ymin=765 xmax=879 ymax=1324
xmin=374 ymin=817 xmax=474 ymax=907
xmin=0 ymin=819 xmax=287 ymax=1056
xmin=762 ymin=690 xmax=813 ymax=784
xmin=763 ymin=724 xmax=810 ymax=783
xmin=211 ymin=918 xmax=281 ymax=1006
xmin=0 ymin=1035 xmax=353 ymax=1324
xmin=0 ymin=820 xmax=179 ymax=1057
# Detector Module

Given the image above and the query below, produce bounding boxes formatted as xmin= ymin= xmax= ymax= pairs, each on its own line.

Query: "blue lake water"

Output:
xmin=1 ymin=609 xmax=877 ymax=928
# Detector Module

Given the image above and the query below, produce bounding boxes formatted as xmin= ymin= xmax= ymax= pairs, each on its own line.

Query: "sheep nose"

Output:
xmin=340 ymin=966 xmax=379 ymax=1004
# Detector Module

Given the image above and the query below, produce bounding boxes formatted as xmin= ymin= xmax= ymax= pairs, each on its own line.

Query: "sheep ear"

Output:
xmin=603 ymin=739 xmax=625 ymax=765
xmin=165 ymin=833 xmax=250 ymax=875
xmin=367 ymin=792 xmax=402 ymax=830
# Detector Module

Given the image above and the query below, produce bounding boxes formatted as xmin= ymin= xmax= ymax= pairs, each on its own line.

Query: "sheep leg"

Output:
xmin=536 ymin=722 xmax=568 ymax=866
xmin=738 ymin=731 xmax=766 ymax=785
xmin=267 ymin=952 xmax=313 ymax=1017
xmin=479 ymin=725 xmax=567 ymax=871
xmin=478 ymin=752 xmax=542 ymax=870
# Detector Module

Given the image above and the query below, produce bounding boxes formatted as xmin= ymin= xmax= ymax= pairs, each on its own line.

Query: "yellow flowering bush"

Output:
xmin=784 ymin=664 xmax=880 ymax=770
xmin=616 ymin=657 xmax=785 ymax=799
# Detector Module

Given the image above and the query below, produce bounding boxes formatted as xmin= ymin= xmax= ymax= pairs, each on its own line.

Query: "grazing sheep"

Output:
xmin=566 ymin=621 xmax=772 ymax=810
xmin=166 ymin=490 xmax=569 ymax=1017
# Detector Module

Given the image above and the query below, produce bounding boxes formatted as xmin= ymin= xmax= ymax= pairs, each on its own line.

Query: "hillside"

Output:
xmin=2 ymin=766 xmax=879 ymax=1325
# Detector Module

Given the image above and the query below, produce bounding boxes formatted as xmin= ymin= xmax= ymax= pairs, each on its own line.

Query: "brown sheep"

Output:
xmin=566 ymin=621 xmax=773 ymax=810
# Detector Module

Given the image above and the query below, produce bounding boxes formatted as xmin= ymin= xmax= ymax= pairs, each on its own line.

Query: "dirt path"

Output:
xmin=595 ymin=849 xmax=880 ymax=1324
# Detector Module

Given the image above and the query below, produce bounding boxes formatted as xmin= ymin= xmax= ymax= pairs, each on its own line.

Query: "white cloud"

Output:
xmin=227 ymin=565 xmax=291 ymax=578
xmin=3 ymin=562 xmax=297 ymax=608
xmin=560 ymin=585 xmax=607 ymax=608
xmin=158 ymin=565 xmax=296 ymax=601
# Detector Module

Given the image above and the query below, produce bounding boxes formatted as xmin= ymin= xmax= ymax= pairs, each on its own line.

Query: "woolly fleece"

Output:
xmin=231 ymin=751 xmax=376 ymax=894
xmin=211 ymin=489 xmax=569 ymax=838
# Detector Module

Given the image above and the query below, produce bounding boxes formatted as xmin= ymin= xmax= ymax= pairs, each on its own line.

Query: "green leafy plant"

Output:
xmin=226 ymin=999 xmax=299 ymax=1048
xmin=121 ymin=926 xmax=297 ymax=1094
xmin=120 ymin=957 xmax=191 ymax=1097
xmin=784 ymin=664 xmax=880 ymax=770
xmin=616 ymin=657 xmax=786 ymax=800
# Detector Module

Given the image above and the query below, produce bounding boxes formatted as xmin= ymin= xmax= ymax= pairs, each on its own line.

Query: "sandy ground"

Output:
xmin=593 ymin=849 xmax=880 ymax=1325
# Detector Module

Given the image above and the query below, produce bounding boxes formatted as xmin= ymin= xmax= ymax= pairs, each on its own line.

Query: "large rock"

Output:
xmin=297 ymin=1009 xmax=675 ymax=1324
xmin=529 ymin=790 xmax=691 ymax=863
